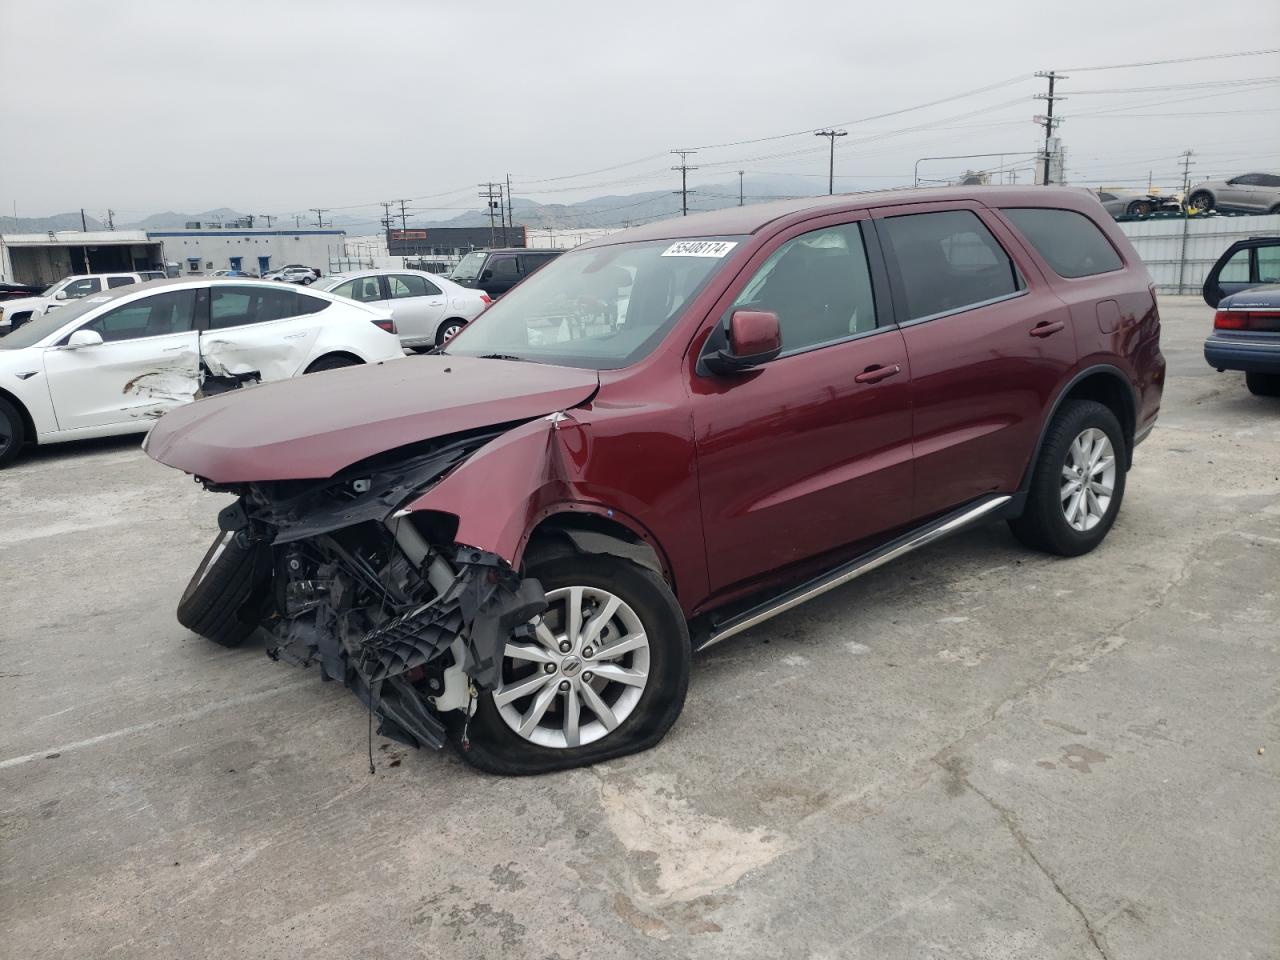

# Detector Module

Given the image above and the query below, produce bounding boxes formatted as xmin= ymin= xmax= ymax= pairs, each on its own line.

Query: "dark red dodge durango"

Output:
xmin=146 ymin=187 xmax=1165 ymax=774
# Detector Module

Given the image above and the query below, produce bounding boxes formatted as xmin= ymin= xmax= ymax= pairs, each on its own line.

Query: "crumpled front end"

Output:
xmin=210 ymin=431 xmax=547 ymax=750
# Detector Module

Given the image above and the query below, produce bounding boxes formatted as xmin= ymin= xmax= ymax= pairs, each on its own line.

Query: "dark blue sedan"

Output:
xmin=1203 ymin=238 xmax=1280 ymax=397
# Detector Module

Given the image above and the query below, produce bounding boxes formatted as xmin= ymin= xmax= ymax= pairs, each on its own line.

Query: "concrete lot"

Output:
xmin=0 ymin=296 xmax=1276 ymax=959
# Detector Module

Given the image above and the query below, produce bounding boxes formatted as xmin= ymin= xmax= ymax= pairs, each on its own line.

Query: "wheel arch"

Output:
xmin=0 ymin=386 xmax=37 ymax=446
xmin=522 ymin=509 xmax=675 ymax=593
xmin=1019 ymin=365 xmax=1138 ymax=493
xmin=303 ymin=350 xmax=365 ymax=373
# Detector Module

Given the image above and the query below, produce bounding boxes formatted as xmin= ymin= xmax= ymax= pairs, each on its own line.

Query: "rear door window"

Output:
xmin=880 ymin=210 xmax=1023 ymax=322
xmin=106 ymin=276 xmax=136 ymax=289
xmin=1003 ymin=207 xmax=1123 ymax=279
xmin=209 ymin=286 xmax=298 ymax=329
xmin=1258 ymin=245 xmax=1280 ymax=283
xmin=388 ymin=274 xmax=441 ymax=298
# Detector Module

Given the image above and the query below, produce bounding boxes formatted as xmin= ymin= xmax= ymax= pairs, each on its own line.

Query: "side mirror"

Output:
xmin=479 ymin=269 xmax=493 ymax=281
xmin=704 ymin=310 xmax=783 ymax=374
xmin=67 ymin=329 xmax=104 ymax=348
xmin=54 ymin=290 xmax=69 ymax=300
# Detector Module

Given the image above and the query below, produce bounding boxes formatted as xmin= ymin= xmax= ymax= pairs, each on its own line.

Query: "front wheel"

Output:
xmin=1187 ymin=191 xmax=1213 ymax=213
xmin=1009 ymin=399 xmax=1127 ymax=557
xmin=176 ymin=531 xmax=268 ymax=647
xmin=453 ymin=554 xmax=690 ymax=775
xmin=1246 ymin=372 xmax=1280 ymax=397
xmin=1126 ymin=200 xmax=1151 ymax=216
xmin=0 ymin=396 xmax=25 ymax=468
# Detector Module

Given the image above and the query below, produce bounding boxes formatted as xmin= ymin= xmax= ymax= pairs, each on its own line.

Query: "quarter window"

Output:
xmin=1219 ymin=248 xmax=1251 ymax=283
xmin=294 ymin=293 xmax=330 ymax=316
xmin=881 ymin=210 xmax=1023 ymax=321
xmin=1002 ymin=207 xmax=1124 ymax=279
xmin=208 ymin=286 xmax=298 ymax=329
xmin=730 ymin=222 xmax=878 ymax=354
xmin=81 ymin=289 xmax=197 ymax=342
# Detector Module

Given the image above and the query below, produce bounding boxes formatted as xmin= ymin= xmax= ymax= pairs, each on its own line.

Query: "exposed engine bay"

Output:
xmin=204 ymin=429 xmax=547 ymax=750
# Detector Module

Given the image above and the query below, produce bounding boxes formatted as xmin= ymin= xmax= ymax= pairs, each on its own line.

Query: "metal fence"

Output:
xmin=1117 ymin=213 xmax=1280 ymax=295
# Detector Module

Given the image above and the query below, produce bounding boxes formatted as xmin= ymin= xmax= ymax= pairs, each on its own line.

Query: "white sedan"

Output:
xmin=0 ymin=278 xmax=404 ymax=467
xmin=314 ymin=269 xmax=489 ymax=349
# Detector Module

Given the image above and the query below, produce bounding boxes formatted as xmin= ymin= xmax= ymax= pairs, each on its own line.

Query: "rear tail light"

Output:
xmin=480 ymin=293 xmax=493 ymax=308
xmin=373 ymin=318 xmax=396 ymax=334
xmin=1214 ymin=309 xmax=1280 ymax=332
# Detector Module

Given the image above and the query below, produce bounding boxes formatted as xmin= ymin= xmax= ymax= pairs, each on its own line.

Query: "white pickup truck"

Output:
xmin=0 ymin=271 xmax=167 ymax=333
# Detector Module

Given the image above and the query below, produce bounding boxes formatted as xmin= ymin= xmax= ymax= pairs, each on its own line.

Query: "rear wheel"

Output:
xmin=304 ymin=353 xmax=362 ymax=374
xmin=1125 ymin=200 xmax=1151 ymax=216
xmin=176 ymin=531 xmax=267 ymax=647
xmin=0 ymin=397 xmax=25 ymax=468
xmin=436 ymin=318 xmax=467 ymax=345
xmin=1009 ymin=400 xmax=1127 ymax=557
xmin=1245 ymin=372 xmax=1280 ymax=397
xmin=452 ymin=554 xmax=690 ymax=775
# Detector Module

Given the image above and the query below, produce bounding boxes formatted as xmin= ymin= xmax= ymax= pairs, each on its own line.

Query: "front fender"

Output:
xmin=404 ymin=415 xmax=570 ymax=564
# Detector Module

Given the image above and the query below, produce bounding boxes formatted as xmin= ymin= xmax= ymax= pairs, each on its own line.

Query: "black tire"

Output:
xmin=452 ymin=554 xmax=691 ymax=775
xmin=0 ymin=396 xmax=25 ymax=468
xmin=304 ymin=353 xmax=362 ymax=374
xmin=1126 ymin=200 xmax=1151 ymax=217
xmin=1009 ymin=399 xmax=1127 ymax=557
xmin=1187 ymin=191 xmax=1213 ymax=213
xmin=435 ymin=318 xmax=467 ymax=346
xmin=176 ymin=531 xmax=267 ymax=647
xmin=1246 ymin=372 xmax=1280 ymax=397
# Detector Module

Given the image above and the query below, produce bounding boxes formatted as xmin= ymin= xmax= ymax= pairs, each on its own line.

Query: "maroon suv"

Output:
xmin=147 ymin=187 xmax=1165 ymax=774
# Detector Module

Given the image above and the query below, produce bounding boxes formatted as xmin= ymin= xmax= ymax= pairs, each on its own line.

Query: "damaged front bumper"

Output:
xmin=210 ymin=435 xmax=546 ymax=750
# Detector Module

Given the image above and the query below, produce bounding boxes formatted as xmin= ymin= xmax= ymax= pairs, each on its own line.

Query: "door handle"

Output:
xmin=854 ymin=363 xmax=902 ymax=384
xmin=1030 ymin=320 xmax=1066 ymax=338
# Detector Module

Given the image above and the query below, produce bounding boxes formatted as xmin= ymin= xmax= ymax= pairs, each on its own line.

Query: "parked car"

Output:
xmin=0 ymin=271 xmax=168 ymax=333
xmin=1185 ymin=173 xmax=1280 ymax=215
xmin=0 ymin=282 xmax=48 ymax=303
xmin=314 ymin=269 xmax=490 ymax=348
xmin=0 ymin=278 xmax=403 ymax=467
xmin=1095 ymin=189 xmax=1179 ymax=218
xmin=264 ymin=266 xmax=319 ymax=284
xmin=1202 ymin=236 xmax=1280 ymax=396
xmin=448 ymin=247 xmax=563 ymax=299
xmin=146 ymin=186 xmax=1164 ymax=775
xmin=210 ymin=269 xmax=253 ymax=278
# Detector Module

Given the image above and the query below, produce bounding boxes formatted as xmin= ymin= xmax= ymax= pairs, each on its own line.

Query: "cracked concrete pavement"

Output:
xmin=0 ymin=296 xmax=1276 ymax=958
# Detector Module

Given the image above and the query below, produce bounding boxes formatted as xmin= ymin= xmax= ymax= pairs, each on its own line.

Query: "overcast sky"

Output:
xmin=2 ymin=0 xmax=1277 ymax=223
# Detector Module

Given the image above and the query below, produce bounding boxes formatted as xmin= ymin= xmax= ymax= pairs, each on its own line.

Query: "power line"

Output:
xmin=1060 ymin=48 xmax=1280 ymax=72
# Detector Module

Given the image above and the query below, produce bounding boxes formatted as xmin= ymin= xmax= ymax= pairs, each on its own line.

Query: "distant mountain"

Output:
xmin=124 ymin=208 xmax=251 ymax=229
xmin=1 ymin=211 xmax=105 ymax=233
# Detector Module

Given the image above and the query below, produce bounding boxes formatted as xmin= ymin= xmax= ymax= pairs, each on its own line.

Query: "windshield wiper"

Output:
xmin=478 ymin=353 xmax=528 ymax=362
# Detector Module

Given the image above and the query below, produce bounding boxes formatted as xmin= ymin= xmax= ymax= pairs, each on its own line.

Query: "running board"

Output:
xmin=696 ymin=495 xmax=1011 ymax=652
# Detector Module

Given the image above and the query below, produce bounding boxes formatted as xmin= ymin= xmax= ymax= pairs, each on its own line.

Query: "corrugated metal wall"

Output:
xmin=1117 ymin=214 xmax=1280 ymax=295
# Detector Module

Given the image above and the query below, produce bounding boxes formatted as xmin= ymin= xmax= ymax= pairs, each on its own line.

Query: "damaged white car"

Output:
xmin=0 ymin=278 xmax=405 ymax=467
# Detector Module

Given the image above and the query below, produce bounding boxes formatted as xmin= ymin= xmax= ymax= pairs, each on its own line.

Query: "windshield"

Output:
xmin=0 ymin=290 xmax=125 ymax=349
xmin=444 ymin=237 xmax=743 ymax=370
xmin=450 ymin=251 xmax=487 ymax=281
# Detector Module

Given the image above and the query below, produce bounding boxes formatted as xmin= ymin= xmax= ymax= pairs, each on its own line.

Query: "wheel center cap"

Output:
xmin=561 ymin=656 xmax=582 ymax=678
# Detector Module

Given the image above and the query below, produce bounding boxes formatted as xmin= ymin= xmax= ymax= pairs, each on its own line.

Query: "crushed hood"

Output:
xmin=145 ymin=355 xmax=599 ymax=482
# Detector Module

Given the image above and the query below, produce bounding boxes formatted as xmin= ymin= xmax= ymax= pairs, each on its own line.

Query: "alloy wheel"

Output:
xmin=493 ymin=585 xmax=651 ymax=749
xmin=1060 ymin=427 xmax=1116 ymax=532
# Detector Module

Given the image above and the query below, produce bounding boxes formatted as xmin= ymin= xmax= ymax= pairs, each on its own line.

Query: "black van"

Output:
xmin=448 ymin=248 xmax=563 ymax=300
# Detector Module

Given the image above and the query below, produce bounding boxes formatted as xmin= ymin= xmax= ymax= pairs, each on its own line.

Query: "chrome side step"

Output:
xmin=696 ymin=495 xmax=1011 ymax=652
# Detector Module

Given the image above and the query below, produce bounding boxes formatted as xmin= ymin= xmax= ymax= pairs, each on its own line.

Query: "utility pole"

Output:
xmin=814 ymin=130 xmax=847 ymax=195
xmin=506 ymin=173 xmax=514 ymax=238
xmin=478 ymin=183 xmax=503 ymax=246
xmin=310 ymin=208 xmax=328 ymax=228
xmin=380 ymin=201 xmax=396 ymax=234
xmin=105 ymin=209 xmax=115 ymax=230
xmin=671 ymin=149 xmax=698 ymax=216
xmin=260 ymin=214 xmax=273 ymax=227
xmin=396 ymin=199 xmax=411 ymax=232
xmin=738 ymin=170 xmax=745 ymax=206
xmin=1034 ymin=70 xmax=1067 ymax=185
xmin=80 ymin=208 xmax=87 ymax=231
xmin=1177 ymin=150 xmax=1196 ymax=294
xmin=294 ymin=213 xmax=303 ymax=229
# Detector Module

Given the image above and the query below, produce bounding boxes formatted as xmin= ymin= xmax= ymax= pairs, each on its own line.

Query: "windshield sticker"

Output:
xmin=661 ymin=240 xmax=738 ymax=258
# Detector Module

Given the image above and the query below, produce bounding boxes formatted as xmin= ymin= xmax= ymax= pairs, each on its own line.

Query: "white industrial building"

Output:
xmin=145 ymin=227 xmax=346 ymax=277
xmin=0 ymin=226 xmax=346 ymax=285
